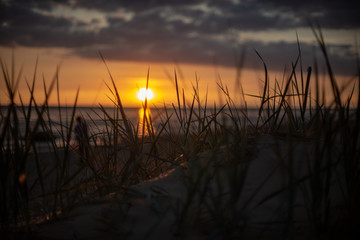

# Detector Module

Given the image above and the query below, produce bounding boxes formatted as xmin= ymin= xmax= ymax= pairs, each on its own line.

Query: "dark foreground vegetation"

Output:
xmin=1 ymin=27 xmax=359 ymax=239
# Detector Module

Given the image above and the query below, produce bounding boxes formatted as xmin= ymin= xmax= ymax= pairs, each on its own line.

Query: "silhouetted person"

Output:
xmin=74 ymin=116 xmax=89 ymax=162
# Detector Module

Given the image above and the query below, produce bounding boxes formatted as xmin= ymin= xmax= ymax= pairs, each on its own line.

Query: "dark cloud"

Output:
xmin=74 ymin=34 xmax=357 ymax=76
xmin=73 ymin=0 xmax=203 ymax=11
xmin=205 ymin=0 xmax=360 ymax=29
xmin=248 ymin=41 xmax=358 ymax=76
xmin=0 ymin=2 xmax=76 ymax=47
xmin=2 ymin=0 xmax=71 ymax=10
xmin=258 ymin=0 xmax=359 ymax=12
xmin=0 ymin=0 xmax=358 ymax=75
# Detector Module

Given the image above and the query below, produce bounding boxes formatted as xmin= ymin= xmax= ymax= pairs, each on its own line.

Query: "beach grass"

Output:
xmin=1 ymin=27 xmax=360 ymax=239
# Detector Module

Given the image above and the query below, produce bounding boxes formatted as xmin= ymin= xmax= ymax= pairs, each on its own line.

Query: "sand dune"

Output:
xmin=36 ymin=134 xmax=347 ymax=239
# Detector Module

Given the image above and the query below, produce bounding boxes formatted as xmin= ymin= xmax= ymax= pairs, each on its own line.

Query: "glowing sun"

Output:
xmin=137 ymin=88 xmax=154 ymax=101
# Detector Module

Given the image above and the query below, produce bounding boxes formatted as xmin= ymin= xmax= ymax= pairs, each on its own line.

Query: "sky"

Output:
xmin=0 ymin=0 xmax=359 ymax=107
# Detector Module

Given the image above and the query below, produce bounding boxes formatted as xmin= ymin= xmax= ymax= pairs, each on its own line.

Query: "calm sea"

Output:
xmin=1 ymin=106 xmax=260 ymax=150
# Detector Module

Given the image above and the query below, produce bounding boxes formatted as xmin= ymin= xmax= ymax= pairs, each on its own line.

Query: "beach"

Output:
xmin=2 ymin=24 xmax=359 ymax=239
xmin=28 ymin=133 xmax=352 ymax=240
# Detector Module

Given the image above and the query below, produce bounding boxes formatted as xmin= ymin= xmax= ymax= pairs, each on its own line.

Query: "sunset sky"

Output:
xmin=0 ymin=0 xmax=359 ymax=107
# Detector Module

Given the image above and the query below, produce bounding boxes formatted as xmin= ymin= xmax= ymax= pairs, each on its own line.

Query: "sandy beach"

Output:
xmin=30 ymin=133 xmax=353 ymax=240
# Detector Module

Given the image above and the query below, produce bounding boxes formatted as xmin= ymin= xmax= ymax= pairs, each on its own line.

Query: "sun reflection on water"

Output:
xmin=138 ymin=107 xmax=153 ymax=136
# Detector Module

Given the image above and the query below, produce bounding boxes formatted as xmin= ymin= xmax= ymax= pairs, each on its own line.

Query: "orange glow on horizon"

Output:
xmin=2 ymin=46 xmax=357 ymax=109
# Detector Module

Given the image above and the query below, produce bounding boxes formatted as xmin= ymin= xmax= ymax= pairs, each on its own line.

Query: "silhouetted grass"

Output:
xmin=1 ymin=27 xmax=359 ymax=239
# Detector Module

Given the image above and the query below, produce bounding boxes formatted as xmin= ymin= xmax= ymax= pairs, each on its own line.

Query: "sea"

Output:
xmin=3 ymin=104 xmax=356 ymax=152
xmin=1 ymin=106 xmax=262 ymax=150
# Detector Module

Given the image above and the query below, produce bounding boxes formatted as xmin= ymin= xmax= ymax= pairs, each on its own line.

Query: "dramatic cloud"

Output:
xmin=1 ymin=0 xmax=359 ymax=74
